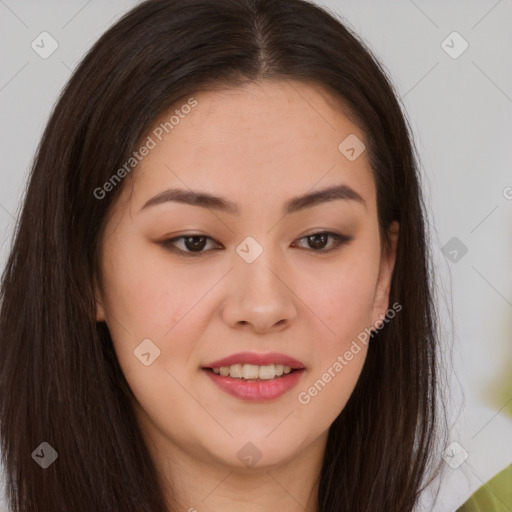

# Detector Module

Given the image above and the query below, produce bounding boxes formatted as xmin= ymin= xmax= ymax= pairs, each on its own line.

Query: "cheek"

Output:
xmin=100 ymin=249 xmax=204 ymax=428
xmin=98 ymin=241 xmax=216 ymax=405
xmin=101 ymin=240 xmax=215 ymax=337
xmin=290 ymin=242 xmax=379 ymax=415
xmin=294 ymin=342 xmax=367 ymax=435
xmin=296 ymin=245 xmax=380 ymax=349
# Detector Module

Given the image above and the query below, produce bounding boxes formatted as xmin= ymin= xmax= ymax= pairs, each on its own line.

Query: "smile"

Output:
xmin=211 ymin=363 xmax=293 ymax=380
xmin=202 ymin=367 xmax=305 ymax=401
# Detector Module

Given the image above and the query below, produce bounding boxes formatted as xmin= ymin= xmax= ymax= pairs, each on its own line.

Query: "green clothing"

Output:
xmin=456 ymin=464 xmax=512 ymax=511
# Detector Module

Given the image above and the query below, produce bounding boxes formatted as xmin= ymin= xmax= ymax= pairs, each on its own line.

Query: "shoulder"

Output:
xmin=455 ymin=464 xmax=512 ymax=511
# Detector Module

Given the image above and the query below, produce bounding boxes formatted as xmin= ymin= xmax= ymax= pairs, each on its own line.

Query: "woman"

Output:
xmin=0 ymin=0 xmax=447 ymax=510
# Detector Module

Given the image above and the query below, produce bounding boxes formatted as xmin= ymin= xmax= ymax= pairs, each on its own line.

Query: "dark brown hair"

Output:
xmin=0 ymin=0 xmax=445 ymax=510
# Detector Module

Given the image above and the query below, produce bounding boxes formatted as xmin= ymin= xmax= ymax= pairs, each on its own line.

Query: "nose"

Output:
xmin=221 ymin=252 xmax=298 ymax=334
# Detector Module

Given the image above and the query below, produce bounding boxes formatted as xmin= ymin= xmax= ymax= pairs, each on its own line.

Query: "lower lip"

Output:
xmin=202 ymin=368 xmax=305 ymax=402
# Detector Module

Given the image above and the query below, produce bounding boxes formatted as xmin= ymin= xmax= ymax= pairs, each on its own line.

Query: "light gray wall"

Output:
xmin=1 ymin=1 xmax=511 ymax=511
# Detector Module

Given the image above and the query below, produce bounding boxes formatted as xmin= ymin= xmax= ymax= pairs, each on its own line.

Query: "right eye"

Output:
xmin=158 ymin=235 xmax=223 ymax=256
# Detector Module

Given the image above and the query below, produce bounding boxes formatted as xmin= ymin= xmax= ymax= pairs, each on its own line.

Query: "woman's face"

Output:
xmin=95 ymin=79 xmax=398 ymax=474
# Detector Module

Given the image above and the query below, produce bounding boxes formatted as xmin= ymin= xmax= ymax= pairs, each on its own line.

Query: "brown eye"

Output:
xmin=159 ymin=235 xmax=221 ymax=255
xmin=159 ymin=231 xmax=352 ymax=257
xmin=307 ymin=233 xmax=329 ymax=250
xmin=294 ymin=231 xmax=353 ymax=253
xmin=183 ymin=236 xmax=207 ymax=252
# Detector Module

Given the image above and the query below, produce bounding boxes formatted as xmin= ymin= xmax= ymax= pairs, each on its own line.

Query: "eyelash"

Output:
xmin=158 ymin=231 xmax=353 ymax=256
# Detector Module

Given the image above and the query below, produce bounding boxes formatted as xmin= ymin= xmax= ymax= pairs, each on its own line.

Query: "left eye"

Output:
xmin=159 ymin=231 xmax=352 ymax=256
xmin=293 ymin=231 xmax=352 ymax=252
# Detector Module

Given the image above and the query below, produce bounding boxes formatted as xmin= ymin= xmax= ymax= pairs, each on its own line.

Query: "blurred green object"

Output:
xmin=456 ymin=464 xmax=512 ymax=511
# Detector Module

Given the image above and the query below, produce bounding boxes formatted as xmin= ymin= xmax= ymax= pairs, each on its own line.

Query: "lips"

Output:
xmin=203 ymin=366 xmax=305 ymax=401
xmin=202 ymin=352 xmax=306 ymax=401
xmin=203 ymin=351 xmax=305 ymax=370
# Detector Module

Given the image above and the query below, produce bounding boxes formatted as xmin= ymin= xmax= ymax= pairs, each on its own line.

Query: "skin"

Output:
xmin=95 ymin=79 xmax=399 ymax=512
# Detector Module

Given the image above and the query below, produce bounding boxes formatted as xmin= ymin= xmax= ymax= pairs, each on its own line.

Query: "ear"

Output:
xmin=94 ymin=276 xmax=106 ymax=322
xmin=370 ymin=221 xmax=399 ymax=330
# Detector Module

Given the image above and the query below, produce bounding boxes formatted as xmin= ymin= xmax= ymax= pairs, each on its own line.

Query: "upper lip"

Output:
xmin=203 ymin=352 xmax=305 ymax=370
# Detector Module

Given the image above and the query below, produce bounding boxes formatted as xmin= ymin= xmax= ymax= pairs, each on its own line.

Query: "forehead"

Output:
xmin=126 ymin=79 xmax=376 ymax=213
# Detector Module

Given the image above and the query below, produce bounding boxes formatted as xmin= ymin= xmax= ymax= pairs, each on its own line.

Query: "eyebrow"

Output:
xmin=140 ymin=184 xmax=366 ymax=215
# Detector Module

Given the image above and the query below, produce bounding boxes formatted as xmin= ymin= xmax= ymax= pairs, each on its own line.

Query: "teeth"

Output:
xmin=211 ymin=363 xmax=294 ymax=380
xmin=242 ymin=364 xmax=259 ymax=380
xmin=229 ymin=364 xmax=243 ymax=378
xmin=258 ymin=365 xmax=275 ymax=380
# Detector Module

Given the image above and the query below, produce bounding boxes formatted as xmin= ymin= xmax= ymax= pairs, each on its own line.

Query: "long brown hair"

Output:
xmin=0 ymin=0 xmax=445 ymax=510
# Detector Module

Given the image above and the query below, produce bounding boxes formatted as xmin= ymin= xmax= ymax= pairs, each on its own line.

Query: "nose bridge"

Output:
xmin=236 ymin=234 xmax=285 ymax=301
xmin=222 ymin=234 xmax=297 ymax=331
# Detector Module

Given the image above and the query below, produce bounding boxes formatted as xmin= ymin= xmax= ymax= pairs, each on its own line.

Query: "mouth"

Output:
xmin=202 ymin=363 xmax=301 ymax=381
xmin=201 ymin=355 xmax=306 ymax=401
xmin=203 ymin=351 xmax=305 ymax=373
